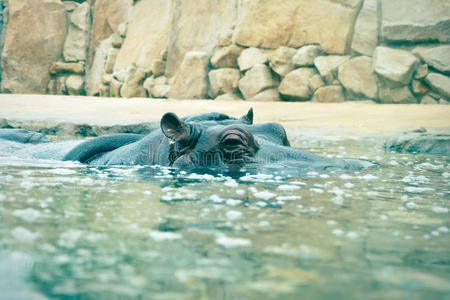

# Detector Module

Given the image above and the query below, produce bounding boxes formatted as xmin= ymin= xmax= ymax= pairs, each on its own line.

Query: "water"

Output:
xmin=0 ymin=137 xmax=448 ymax=300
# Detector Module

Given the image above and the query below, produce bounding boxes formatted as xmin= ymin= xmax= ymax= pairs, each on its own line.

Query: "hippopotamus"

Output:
xmin=0 ymin=109 xmax=375 ymax=175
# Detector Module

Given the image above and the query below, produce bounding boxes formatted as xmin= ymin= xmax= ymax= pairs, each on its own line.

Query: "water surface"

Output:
xmin=0 ymin=137 xmax=448 ymax=299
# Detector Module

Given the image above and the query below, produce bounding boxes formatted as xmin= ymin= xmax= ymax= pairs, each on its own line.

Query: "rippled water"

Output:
xmin=0 ymin=138 xmax=449 ymax=300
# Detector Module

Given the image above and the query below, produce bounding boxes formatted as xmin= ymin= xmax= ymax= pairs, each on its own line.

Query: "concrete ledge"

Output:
xmin=1 ymin=94 xmax=449 ymax=139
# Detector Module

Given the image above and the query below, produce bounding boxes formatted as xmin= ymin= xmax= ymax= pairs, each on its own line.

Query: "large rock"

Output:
xmin=312 ymin=85 xmax=345 ymax=102
xmin=63 ymin=2 xmax=90 ymax=62
xmin=425 ymin=73 xmax=450 ymax=99
xmin=249 ymin=89 xmax=280 ymax=101
xmin=89 ymin=0 xmax=132 ymax=64
xmin=411 ymin=80 xmax=429 ymax=95
xmin=421 ymin=95 xmax=439 ymax=105
xmin=85 ymin=36 xmax=114 ymax=96
xmin=292 ymin=45 xmax=322 ymax=67
xmin=233 ymin=0 xmax=362 ymax=54
xmin=237 ymin=47 xmax=268 ymax=71
xmin=66 ymin=75 xmax=84 ymax=95
xmin=377 ymin=80 xmax=417 ymax=104
xmin=384 ymin=131 xmax=450 ymax=156
xmin=169 ymin=52 xmax=210 ymax=99
xmin=238 ymin=64 xmax=278 ymax=100
xmin=351 ymin=0 xmax=378 ymax=56
xmin=49 ymin=62 xmax=84 ymax=75
xmin=114 ymin=0 xmax=172 ymax=74
xmin=381 ymin=0 xmax=450 ymax=43
xmin=314 ymin=55 xmax=350 ymax=84
xmin=269 ymin=47 xmax=297 ymax=77
xmin=338 ymin=56 xmax=378 ymax=99
xmin=1 ymin=0 xmax=66 ymax=94
xmin=373 ymin=47 xmax=419 ymax=85
xmin=208 ymin=68 xmax=240 ymax=98
xmin=278 ymin=68 xmax=317 ymax=101
xmin=417 ymin=46 xmax=450 ymax=74
xmin=210 ymin=45 xmax=243 ymax=69
xmin=165 ymin=0 xmax=237 ymax=76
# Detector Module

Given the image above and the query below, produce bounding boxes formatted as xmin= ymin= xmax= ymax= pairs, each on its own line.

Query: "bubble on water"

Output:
xmin=442 ymin=172 xmax=449 ymax=178
xmin=209 ymin=194 xmax=224 ymax=203
xmin=291 ymin=181 xmax=307 ymax=186
xmin=398 ymin=207 xmax=406 ymax=211
xmin=332 ymin=196 xmax=344 ymax=206
xmin=344 ymin=183 xmax=354 ymax=188
xmin=235 ymin=189 xmax=245 ymax=195
xmin=424 ymin=234 xmax=431 ymax=239
xmin=253 ymin=191 xmax=277 ymax=201
xmin=389 ymin=160 xmax=399 ymax=166
xmin=226 ymin=210 xmax=242 ymax=220
xmin=404 ymin=186 xmax=434 ymax=193
xmin=259 ymin=221 xmax=270 ymax=227
xmin=143 ymin=190 xmax=152 ymax=195
xmin=224 ymin=180 xmax=238 ymax=188
xmin=380 ymin=215 xmax=388 ymax=220
xmin=11 ymin=208 xmax=42 ymax=222
xmin=20 ymin=181 xmax=35 ymax=190
xmin=307 ymin=171 xmax=319 ymax=177
xmin=340 ymin=174 xmax=353 ymax=180
xmin=401 ymin=195 xmax=408 ymax=202
xmin=432 ymin=206 xmax=449 ymax=214
xmin=216 ymin=235 xmax=251 ymax=248
xmin=276 ymin=195 xmax=302 ymax=201
xmin=49 ymin=168 xmax=77 ymax=175
xmin=0 ymin=194 xmax=5 ymax=202
xmin=438 ymin=226 xmax=448 ymax=233
xmin=58 ymin=230 xmax=83 ymax=248
xmin=96 ymin=212 xmax=103 ymax=218
xmin=320 ymin=174 xmax=330 ymax=179
xmin=359 ymin=174 xmax=379 ymax=180
xmin=326 ymin=220 xmax=337 ymax=226
xmin=431 ymin=231 xmax=440 ymax=236
xmin=249 ymin=187 xmax=258 ymax=193
xmin=11 ymin=227 xmax=40 ymax=243
xmin=149 ymin=231 xmax=182 ymax=241
xmin=404 ymin=235 xmax=413 ymax=240
xmin=78 ymin=177 xmax=93 ymax=185
xmin=402 ymin=173 xmax=430 ymax=186
xmin=332 ymin=229 xmax=344 ymax=236
xmin=255 ymin=201 xmax=268 ymax=207
xmin=418 ymin=162 xmax=442 ymax=170
xmin=406 ymin=202 xmax=419 ymax=209
xmin=277 ymin=185 xmax=300 ymax=191
xmin=187 ymin=173 xmax=221 ymax=181
xmin=347 ymin=232 xmax=358 ymax=239
xmin=367 ymin=191 xmax=378 ymax=196
xmin=310 ymin=188 xmax=324 ymax=194
xmin=225 ymin=199 xmax=242 ymax=207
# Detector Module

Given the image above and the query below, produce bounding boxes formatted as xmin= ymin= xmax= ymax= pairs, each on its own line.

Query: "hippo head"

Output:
xmin=160 ymin=109 xmax=261 ymax=169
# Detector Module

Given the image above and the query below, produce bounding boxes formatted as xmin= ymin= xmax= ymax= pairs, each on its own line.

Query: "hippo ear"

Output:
xmin=240 ymin=108 xmax=253 ymax=124
xmin=161 ymin=112 xmax=190 ymax=142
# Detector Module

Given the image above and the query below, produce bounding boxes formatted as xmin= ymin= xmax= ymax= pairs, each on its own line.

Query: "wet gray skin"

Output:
xmin=0 ymin=109 xmax=375 ymax=176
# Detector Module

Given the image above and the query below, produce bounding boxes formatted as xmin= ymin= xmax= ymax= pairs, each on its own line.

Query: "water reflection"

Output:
xmin=0 ymin=138 xmax=448 ymax=299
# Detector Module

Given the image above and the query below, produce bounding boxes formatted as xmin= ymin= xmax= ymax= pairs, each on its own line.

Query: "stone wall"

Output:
xmin=0 ymin=0 xmax=449 ymax=104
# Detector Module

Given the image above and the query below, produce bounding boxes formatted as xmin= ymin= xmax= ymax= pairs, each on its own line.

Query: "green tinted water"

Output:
xmin=0 ymin=138 xmax=448 ymax=300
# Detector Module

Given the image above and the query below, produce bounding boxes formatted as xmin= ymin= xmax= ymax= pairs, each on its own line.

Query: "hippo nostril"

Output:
xmin=222 ymin=134 xmax=245 ymax=147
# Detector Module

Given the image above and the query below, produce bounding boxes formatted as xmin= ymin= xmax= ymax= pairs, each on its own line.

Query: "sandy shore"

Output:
xmin=1 ymin=94 xmax=449 ymax=139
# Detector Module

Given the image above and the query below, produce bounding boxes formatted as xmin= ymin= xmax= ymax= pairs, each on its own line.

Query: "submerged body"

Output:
xmin=0 ymin=110 xmax=375 ymax=174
